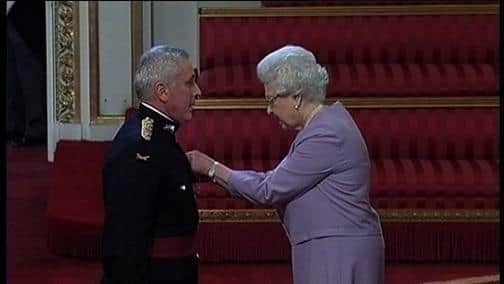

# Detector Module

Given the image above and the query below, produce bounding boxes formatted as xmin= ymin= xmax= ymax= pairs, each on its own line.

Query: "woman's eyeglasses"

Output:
xmin=265 ymin=90 xmax=301 ymax=107
xmin=265 ymin=93 xmax=281 ymax=107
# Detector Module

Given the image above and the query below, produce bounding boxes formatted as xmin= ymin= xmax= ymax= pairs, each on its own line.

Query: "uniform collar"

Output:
xmin=141 ymin=102 xmax=175 ymax=122
xmin=138 ymin=102 xmax=180 ymax=134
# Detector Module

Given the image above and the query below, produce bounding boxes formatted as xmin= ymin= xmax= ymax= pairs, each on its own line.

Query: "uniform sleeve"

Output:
xmin=102 ymin=150 xmax=160 ymax=283
xmin=228 ymin=132 xmax=346 ymax=206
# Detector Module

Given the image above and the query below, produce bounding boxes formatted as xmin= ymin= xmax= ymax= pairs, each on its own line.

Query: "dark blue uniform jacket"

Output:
xmin=101 ymin=104 xmax=199 ymax=283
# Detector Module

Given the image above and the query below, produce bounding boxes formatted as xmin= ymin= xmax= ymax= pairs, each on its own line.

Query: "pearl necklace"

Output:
xmin=304 ymin=104 xmax=324 ymax=128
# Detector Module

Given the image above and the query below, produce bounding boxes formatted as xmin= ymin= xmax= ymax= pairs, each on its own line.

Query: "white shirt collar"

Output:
xmin=141 ymin=102 xmax=175 ymax=122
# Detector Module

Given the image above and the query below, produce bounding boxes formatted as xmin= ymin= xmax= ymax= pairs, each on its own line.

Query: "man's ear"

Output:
xmin=154 ymin=81 xmax=171 ymax=103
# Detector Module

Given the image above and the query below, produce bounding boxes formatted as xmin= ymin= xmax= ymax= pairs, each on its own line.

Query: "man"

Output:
xmin=101 ymin=45 xmax=202 ymax=283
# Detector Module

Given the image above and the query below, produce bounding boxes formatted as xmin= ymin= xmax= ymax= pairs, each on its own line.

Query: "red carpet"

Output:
xmin=7 ymin=143 xmax=499 ymax=283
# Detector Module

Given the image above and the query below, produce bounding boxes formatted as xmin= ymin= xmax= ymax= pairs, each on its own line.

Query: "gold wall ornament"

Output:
xmin=198 ymin=209 xmax=499 ymax=223
xmin=194 ymin=96 xmax=499 ymax=110
xmin=199 ymin=4 xmax=498 ymax=17
xmin=55 ymin=1 xmax=80 ymax=123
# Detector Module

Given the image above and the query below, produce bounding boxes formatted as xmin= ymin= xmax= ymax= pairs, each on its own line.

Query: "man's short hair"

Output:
xmin=134 ymin=45 xmax=189 ymax=101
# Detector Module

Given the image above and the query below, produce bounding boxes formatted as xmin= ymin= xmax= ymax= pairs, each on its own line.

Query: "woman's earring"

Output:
xmin=294 ymin=95 xmax=302 ymax=110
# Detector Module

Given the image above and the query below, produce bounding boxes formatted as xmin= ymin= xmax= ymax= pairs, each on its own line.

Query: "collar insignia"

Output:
xmin=163 ymin=124 xmax=176 ymax=133
xmin=141 ymin=117 xmax=154 ymax=141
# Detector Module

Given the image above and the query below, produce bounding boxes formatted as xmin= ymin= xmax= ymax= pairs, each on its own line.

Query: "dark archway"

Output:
xmin=6 ymin=1 xmax=47 ymax=146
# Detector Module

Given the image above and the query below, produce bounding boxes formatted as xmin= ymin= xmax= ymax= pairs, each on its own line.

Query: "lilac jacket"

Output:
xmin=228 ymin=102 xmax=383 ymax=245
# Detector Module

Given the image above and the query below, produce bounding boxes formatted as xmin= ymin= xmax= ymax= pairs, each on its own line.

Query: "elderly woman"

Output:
xmin=187 ymin=45 xmax=384 ymax=284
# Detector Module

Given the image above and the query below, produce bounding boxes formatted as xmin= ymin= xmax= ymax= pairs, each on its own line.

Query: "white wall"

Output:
xmin=98 ymin=2 xmax=132 ymax=115
xmin=151 ymin=1 xmax=262 ymax=68
xmin=47 ymin=1 xmax=262 ymax=161
xmin=152 ymin=2 xmax=199 ymax=68
xmin=82 ymin=2 xmax=134 ymax=142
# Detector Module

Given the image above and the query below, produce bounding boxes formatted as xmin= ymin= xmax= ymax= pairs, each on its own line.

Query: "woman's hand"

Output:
xmin=186 ymin=150 xmax=215 ymax=176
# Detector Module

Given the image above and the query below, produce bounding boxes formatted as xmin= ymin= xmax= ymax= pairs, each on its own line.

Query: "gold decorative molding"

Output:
xmin=423 ymin=274 xmax=500 ymax=284
xmin=89 ymin=1 xmax=99 ymax=123
xmin=194 ymin=96 xmax=499 ymax=110
xmin=92 ymin=115 xmax=125 ymax=125
xmin=199 ymin=4 xmax=498 ymax=17
xmin=199 ymin=209 xmax=499 ymax=223
xmin=55 ymin=1 xmax=80 ymax=123
xmin=378 ymin=209 xmax=499 ymax=223
xmin=89 ymin=2 xmax=143 ymax=124
xmin=131 ymin=2 xmax=143 ymax=109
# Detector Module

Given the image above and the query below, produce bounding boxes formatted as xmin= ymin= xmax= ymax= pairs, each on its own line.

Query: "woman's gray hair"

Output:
xmin=134 ymin=45 xmax=189 ymax=101
xmin=257 ymin=45 xmax=329 ymax=103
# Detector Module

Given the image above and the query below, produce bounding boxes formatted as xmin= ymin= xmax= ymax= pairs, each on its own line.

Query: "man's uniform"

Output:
xmin=101 ymin=103 xmax=199 ymax=283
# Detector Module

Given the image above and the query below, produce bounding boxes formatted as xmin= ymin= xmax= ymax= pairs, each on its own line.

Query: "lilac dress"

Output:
xmin=228 ymin=102 xmax=384 ymax=284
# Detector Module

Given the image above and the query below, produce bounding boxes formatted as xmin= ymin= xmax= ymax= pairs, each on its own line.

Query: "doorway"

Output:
xmin=6 ymin=1 xmax=47 ymax=146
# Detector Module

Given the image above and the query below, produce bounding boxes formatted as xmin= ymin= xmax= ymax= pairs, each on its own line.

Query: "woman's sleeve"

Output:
xmin=228 ymin=132 xmax=345 ymax=206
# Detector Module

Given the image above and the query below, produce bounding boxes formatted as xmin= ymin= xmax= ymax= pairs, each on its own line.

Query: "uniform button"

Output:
xmin=180 ymin=185 xmax=186 ymax=191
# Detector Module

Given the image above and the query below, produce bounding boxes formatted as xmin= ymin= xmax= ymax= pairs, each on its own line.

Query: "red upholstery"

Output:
xmin=47 ymin=10 xmax=499 ymax=262
xmin=201 ymin=16 xmax=497 ymax=69
xmin=178 ymin=108 xmax=499 ymax=211
xmin=201 ymin=63 xmax=498 ymax=98
xmin=179 ymin=108 xmax=498 ymax=161
xmin=47 ymin=141 xmax=110 ymax=257
xmin=196 ymin=157 xmax=499 ymax=210
xmin=181 ymin=106 xmax=499 ymax=262
xmin=199 ymin=15 xmax=498 ymax=98
xmin=47 ymin=107 xmax=499 ymax=260
xmin=178 ymin=109 xmax=296 ymax=163
xmin=125 ymin=107 xmax=137 ymax=120
xmin=261 ymin=1 xmax=498 ymax=6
